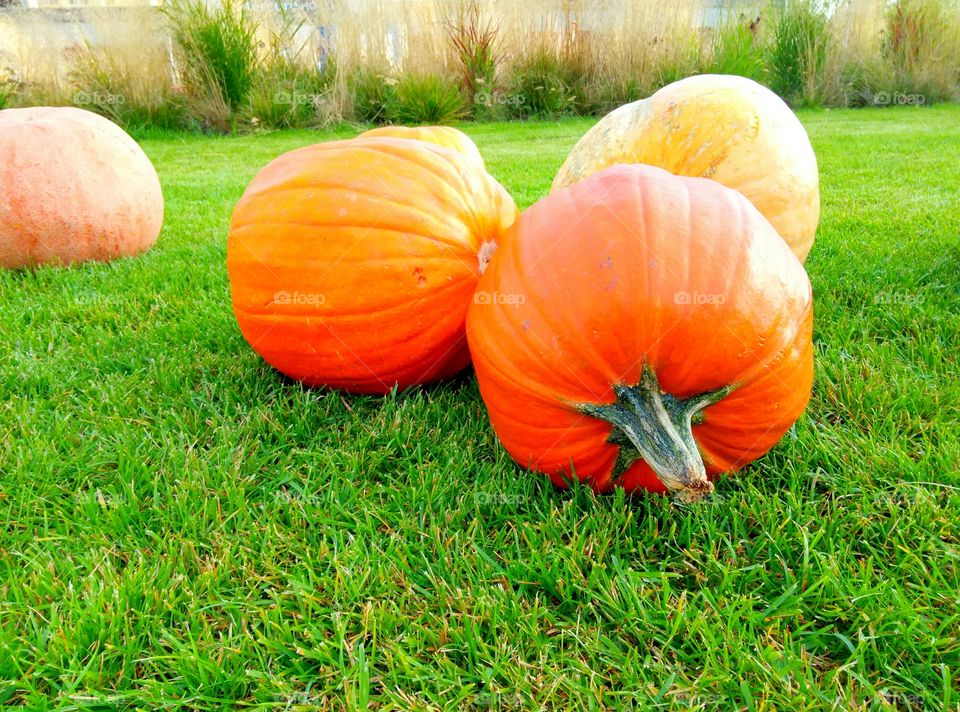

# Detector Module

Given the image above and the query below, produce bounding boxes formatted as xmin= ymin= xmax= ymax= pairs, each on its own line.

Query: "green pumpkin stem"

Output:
xmin=578 ymin=366 xmax=732 ymax=503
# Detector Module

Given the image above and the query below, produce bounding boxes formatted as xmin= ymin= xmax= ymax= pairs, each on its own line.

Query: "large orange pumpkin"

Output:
xmin=0 ymin=107 xmax=163 ymax=269
xmin=552 ymin=74 xmax=820 ymax=262
xmin=228 ymin=136 xmax=517 ymax=393
xmin=357 ymin=125 xmax=486 ymax=167
xmin=467 ymin=164 xmax=813 ymax=502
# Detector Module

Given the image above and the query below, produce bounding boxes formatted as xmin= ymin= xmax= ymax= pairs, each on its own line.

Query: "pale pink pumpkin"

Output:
xmin=0 ymin=107 xmax=163 ymax=268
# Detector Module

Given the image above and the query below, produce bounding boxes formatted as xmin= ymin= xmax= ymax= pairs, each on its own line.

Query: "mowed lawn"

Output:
xmin=1 ymin=106 xmax=958 ymax=710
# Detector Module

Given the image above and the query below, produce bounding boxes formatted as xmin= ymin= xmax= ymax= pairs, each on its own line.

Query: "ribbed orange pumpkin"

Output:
xmin=357 ymin=125 xmax=485 ymax=167
xmin=552 ymin=74 xmax=820 ymax=262
xmin=228 ymin=136 xmax=517 ymax=393
xmin=0 ymin=107 xmax=163 ymax=269
xmin=467 ymin=164 xmax=813 ymax=502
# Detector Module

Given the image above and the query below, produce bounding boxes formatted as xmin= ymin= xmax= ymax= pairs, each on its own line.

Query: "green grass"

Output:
xmin=1 ymin=106 xmax=959 ymax=710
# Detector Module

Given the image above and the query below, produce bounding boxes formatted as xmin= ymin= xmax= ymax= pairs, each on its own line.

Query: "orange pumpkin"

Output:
xmin=467 ymin=164 xmax=813 ymax=502
xmin=552 ymin=74 xmax=820 ymax=262
xmin=357 ymin=125 xmax=485 ymax=167
xmin=0 ymin=107 xmax=163 ymax=269
xmin=228 ymin=136 xmax=517 ymax=393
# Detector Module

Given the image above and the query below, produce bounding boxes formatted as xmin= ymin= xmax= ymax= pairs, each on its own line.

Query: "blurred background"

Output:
xmin=0 ymin=0 xmax=957 ymax=132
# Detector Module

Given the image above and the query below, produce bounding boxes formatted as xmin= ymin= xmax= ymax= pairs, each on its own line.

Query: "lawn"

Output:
xmin=1 ymin=106 xmax=958 ymax=710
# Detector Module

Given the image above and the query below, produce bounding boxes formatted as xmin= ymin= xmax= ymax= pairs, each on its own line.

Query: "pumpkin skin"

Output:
xmin=467 ymin=164 xmax=813 ymax=501
xmin=357 ymin=125 xmax=486 ymax=167
xmin=0 ymin=107 xmax=163 ymax=269
xmin=552 ymin=74 xmax=820 ymax=262
xmin=228 ymin=136 xmax=517 ymax=394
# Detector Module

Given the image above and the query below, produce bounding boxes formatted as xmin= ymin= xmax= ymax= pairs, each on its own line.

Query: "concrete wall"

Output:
xmin=0 ymin=6 xmax=168 ymax=81
xmin=4 ymin=0 xmax=157 ymax=7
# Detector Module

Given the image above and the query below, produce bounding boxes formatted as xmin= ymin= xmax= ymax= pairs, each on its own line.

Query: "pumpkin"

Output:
xmin=552 ymin=74 xmax=820 ymax=262
xmin=467 ymin=164 xmax=813 ymax=502
xmin=0 ymin=107 xmax=163 ymax=269
xmin=357 ymin=125 xmax=486 ymax=167
xmin=228 ymin=135 xmax=517 ymax=393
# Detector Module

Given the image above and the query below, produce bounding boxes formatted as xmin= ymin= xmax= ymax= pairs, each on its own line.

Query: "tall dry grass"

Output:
xmin=1 ymin=10 xmax=74 ymax=105
xmin=2 ymin=0 xmax=958 ymax=128
xmin=880 ymin=0 xmax=960 ymax=102
xmin=822 ymin=0 xmax=888 ymax=105
xmin=68 ymin=12 xmax=184 ymax=128
xmin=823 ymin=0 xmax=960 ymax=106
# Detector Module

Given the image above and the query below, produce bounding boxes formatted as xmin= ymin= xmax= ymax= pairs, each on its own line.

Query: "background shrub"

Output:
xmin=558 ymin=36 xmax=601 ymax=116
xmin=446 ymin=1 xmax=501 ymax=121
xmin=165 ymin=0 xmax=258 ymax=130
xmin=880 ymin=0 xmax=960 ymax=103
xmin=245 ymin=12 xmax=337 ymax=129
xmin=247 ymin=63 xmax=336 ymax=129
xmin=768 ymin=0 xmax=828 ymax=106
xmin=704 ymin=12 xmax=767 ymax=83
xmin=0 ymin=68 xmax=17 ymax=111
xmin=68 ymin=39 xmax=187 ymax=131
xmin=349 ymin=69 xmax=398 ymax=124
xmin=655 ymin=34 xmax=703 ymax=89
xmin=590 ymin=76 xmax=646 ymax=114
xmin=505 ymin=51 xmax=577 ymax=119
xmin=392 ymin=74 xmax=466 ymax=125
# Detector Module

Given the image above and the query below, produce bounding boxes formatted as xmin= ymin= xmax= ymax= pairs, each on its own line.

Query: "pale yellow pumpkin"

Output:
xmin=552 ymin=74 xmax=820 ymax=262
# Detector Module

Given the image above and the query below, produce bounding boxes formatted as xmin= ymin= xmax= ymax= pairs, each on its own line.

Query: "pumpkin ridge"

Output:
xmin=696 ymin=309 xmax=812 ymax=431
xmin=512 ymin=191 xmax=635 ymax=395
xmin=387 ymin=143 xmax=512 ymax=255
xmin=346 ymin=138 xmax=487 ymax=212
xmin=694 ymin=196 xmax=812 ymax=406
xmin=234 ymin=276 xmax=473 ymax=319
xmin=238 ymin=141 xmax=469 ymax=199
xmin=677 ymin=177 xmax=748 ymax=385
xmin=252 ymin=307 xmax=472 ymax=390
xmin=466 ymin=216 xmax=588 ymax=398
xmin=232 ymin=187 xmax=479 ymax=253
xmin=471 ymin=340 xmax=594 ymax=415
xmin=356 ymin=126 xmax=486 ymax=168
xmin=229 ymin=221 xmax=479 ymax=265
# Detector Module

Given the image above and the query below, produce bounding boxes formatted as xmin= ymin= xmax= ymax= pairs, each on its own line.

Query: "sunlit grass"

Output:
xmin=0 ymin=106 xmax=958 ymax=709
